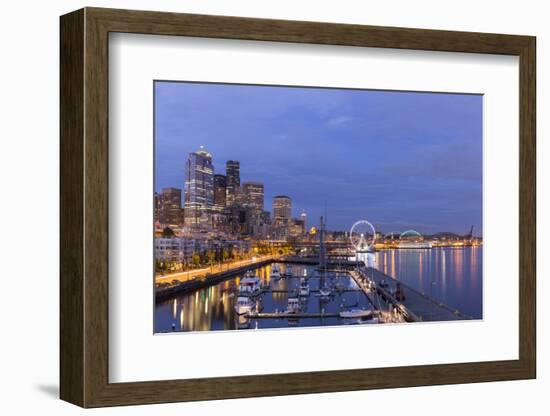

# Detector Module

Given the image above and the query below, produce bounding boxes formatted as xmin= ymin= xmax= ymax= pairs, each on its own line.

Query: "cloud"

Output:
xmin=155 ymin=82 xmax=482 ymax=234
xmin=326 ymin=115 xmax=354 ymax=128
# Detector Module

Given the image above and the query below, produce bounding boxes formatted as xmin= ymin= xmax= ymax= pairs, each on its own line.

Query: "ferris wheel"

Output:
xmin=349 ymin=220 xmax=376 ymax=252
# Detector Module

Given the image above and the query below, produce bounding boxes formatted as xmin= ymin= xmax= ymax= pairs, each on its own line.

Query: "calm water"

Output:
xmin=155 ymin=264 xmax=373 ymax=332
xmin=155 ymin=246 xmax=482 ymax=332
xmin=373 ymin=246 xmax=482 ymax=318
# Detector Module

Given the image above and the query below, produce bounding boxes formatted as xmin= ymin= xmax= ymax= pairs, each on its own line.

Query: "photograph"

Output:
xmin=50 ymin=4 xmax=538 ymax=410
xmin=153 ymin=81 xmax=483 ymax=333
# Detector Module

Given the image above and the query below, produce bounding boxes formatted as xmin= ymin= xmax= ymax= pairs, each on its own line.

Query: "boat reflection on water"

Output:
xmin=155 ymin=246 xmax=482 ymax=333
xmin=155 ymin=263 xmax=369 ymax=332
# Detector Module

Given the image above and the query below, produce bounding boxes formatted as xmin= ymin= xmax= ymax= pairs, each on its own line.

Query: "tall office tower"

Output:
xmin=273 ymin=195 xmax=292 ymax=223
xmin=241 ymin=182 xmax=264 ymax=212
xmin=184 ymin=146 xmax=214 ymax=229
xmin=273 ymin=195 xmax=292 ymax=240
xmin=300 ymin=210 xmax=307 ymax=234
xmin=213 ymin=174 xmax=227 ymax=207
xmin=154 ymin=192 xmax=161 ymax=224
xmin=159 ymin=187 xmax=182 ymax=227
xmin=226 ymin=160 xmax=240 ymax=206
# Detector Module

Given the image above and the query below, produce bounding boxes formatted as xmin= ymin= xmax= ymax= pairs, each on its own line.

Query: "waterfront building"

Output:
xmin=155 ymin=237 xmax=190 ymax=264
xmin=213 ymin=174 xmax=227 ymax=207
xmin=226 ymin=160 xmax=240 ymax=206
xmin=184 ymin=146 xmax=214 ymax=230
xmin=159 ymin=187 xmax=183 ymax=228
xmin=155 ymin=236 xmax=252 ymax=266
xmin=241 ymin=182 xmax=264 ymax=212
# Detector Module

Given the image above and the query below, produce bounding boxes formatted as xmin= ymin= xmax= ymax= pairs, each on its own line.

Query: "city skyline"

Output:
xmin=155 ymin=81 xmax=482 ymax=235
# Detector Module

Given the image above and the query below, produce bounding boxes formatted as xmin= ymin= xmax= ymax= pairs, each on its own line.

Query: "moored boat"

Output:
xmin=339 ymin=308 xmax=373 ymax=319
xmin=238 ymin=275 xmax=262 ymax=297
xmin=319 ymin=285 xmax=332 ymax=299
xmin=298 ymin=278 xmax=310 ymax=297
xmin=270 ymin=264 xmax=281 ymax=280
xmin=234 ymin=296 xmax=255 ymax=315
xmin=342 ymin=316 xmax=381 ymax=325
xmin=286 ymin=297 xmax=301 ymax=314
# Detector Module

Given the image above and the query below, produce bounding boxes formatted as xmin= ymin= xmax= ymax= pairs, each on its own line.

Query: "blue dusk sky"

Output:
xmin=155 ymin=81 xmax=482 ymax=236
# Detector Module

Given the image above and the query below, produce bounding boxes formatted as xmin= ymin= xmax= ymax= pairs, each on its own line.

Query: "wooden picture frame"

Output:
xmin=60 ymin=7 xmax=536 ymax=408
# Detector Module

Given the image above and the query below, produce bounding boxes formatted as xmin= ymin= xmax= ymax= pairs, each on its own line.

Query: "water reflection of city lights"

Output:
xmin=156 ymin=250 xmax=482 ymax=332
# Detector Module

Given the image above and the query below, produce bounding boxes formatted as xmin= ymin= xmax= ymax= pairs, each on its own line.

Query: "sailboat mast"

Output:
xmin=319 ymin=215 xmax=326 ymax=288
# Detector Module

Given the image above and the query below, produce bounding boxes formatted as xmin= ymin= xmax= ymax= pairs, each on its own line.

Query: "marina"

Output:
xmin=155 ymin=245 xmax=481 ymax=332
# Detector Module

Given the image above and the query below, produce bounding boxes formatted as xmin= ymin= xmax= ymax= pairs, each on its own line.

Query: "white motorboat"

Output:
xmin=343 ymin=316 xmax=381 ymax=325
xmin=319 ymin=285 xmax=332 ymax=299
xmin=339 ymin=308 xmax=373 ymax=319
xmin=286 ymin=297 xmax=301 ymax=314
xmin=270 ymin=265 xmax=281 ymax=280
xmin=238 ymin=275 xmax=262 ymax=297
xmin=234 ymin=296 xmax=255 ymax=315
xmin=298 ymin=278 xmax=310 ymax=297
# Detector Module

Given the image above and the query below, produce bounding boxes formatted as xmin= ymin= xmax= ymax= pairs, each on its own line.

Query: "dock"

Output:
xmin=269 ymin=289 xmax=362 ymax=294
xmin=350 ymin=267 xmax=472 ymax=322
xmin=279 ymin=256 xmax=360 ymax=269
xmin=247 ymin=312 xmax=340 ymax=319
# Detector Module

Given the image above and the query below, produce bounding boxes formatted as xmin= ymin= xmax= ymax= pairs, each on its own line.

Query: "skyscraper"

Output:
xmin=226 ymin=160 xmax=240 ymax=206
xmin=241 ymin=182 xmax=264 ymax=212
xmin=154 ymin=192 xmax=161 ymax=224
xmin=184 ymin=146 xmax=214 ymax=229
xmin=159 ymin=187 xmax=182 ymax=227
xmin=300 ymin=210 xmax=307 ymax=234
xmin=273 ymin=195 xmax=292 ymax=222
xmin=273 ymin=195 xmax=292 ymax=240
xmin=213 ymin=174 xmax=227 ymax=207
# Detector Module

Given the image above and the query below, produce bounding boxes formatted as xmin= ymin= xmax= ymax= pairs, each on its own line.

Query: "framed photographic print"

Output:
xmin=60 ymin=7 xmax=536 ymax=408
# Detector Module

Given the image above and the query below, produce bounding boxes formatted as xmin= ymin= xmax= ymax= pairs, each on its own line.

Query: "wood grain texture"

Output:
xmin=518 ymin=38 xmax=536 ymax=376
xmin=59 ymin=7 xmax=537 ymax=408
xmin=59 ymin=8 xmax=84 ymax=407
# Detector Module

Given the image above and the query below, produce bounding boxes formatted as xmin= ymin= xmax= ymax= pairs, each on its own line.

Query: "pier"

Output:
xmin=279 ymin=256 xmax=361 ymax=269
xmin=350 ymin=266 xmax=472 ymax=322
xmin=247 ymin=312 xmax=341 ymax=319
xmin=269 ymin=288 xmax=362 ymax=293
